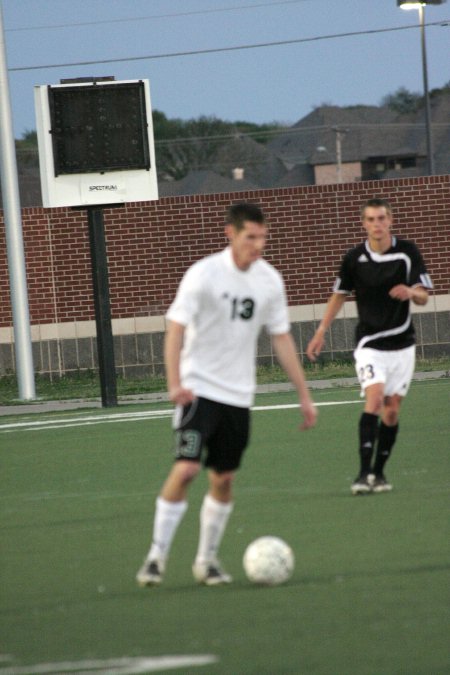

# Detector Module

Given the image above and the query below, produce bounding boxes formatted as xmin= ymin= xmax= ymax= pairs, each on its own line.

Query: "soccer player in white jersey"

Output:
xmin=136 ymin=202 xmax=317 ymax=586
xmin=307 ymin=198 xmax=433 ymax=495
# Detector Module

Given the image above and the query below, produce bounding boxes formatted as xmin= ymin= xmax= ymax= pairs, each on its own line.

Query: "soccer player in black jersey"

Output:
xmin=307 ymin=198 xmax=433 ymax=494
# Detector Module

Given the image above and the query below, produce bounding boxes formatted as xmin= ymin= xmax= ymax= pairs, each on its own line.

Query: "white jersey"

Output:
xmin=166 ymin=246 xmax=290 ymax=407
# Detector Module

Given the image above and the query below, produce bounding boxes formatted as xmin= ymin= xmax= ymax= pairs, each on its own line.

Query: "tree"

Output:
xmin=15 ymin=129 xmax=38 ymax=167
xmin=153 ymin=113 xmax=238 ymax=180
xmin=381 ymin=87 xmax=422 ymax=114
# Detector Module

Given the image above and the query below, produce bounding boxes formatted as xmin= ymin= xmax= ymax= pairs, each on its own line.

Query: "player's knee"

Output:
xmin=364 ymin=384 xmax=385 ymax=414
xmin=175 ymin=460 xmax=201 ymax=485
xmin=210 ymin=470 xmax=235 ymax=497
xmin=383 ymin=396 xmax=401 ymax=425
xmin=219 ymin=471 xmax=235 ymax=490
xmin=383 ymin=408 xmax=399 ymax=426
xmin=365 ymin=394 xmax=384 ymax=415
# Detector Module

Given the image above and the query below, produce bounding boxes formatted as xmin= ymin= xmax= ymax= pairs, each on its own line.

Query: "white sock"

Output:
xmin=147 ymin=497 xmax=188 ymax=562
xmin=195 ymin=494 xmax=233 ymax=564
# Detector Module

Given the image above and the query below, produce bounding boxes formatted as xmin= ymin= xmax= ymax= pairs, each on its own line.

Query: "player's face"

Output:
xmin=227 ymin=220 xmax=267 ymax=270
xmin=362 ymin=206 xmax=392 ymax=246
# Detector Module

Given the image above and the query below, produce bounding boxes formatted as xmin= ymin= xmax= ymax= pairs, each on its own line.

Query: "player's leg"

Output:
xmin=136 ymin=399 xmax=207 ymax=586
xmin=352 ymin=348 xmax=386 ymax=494
xmin=192 ymin=469 xmax=235 ymax=585
xmin=370 ymin=395 xmax=402 ymax=492
xmin=149 ymin=460 xmax=201 ymax=559
xmin=193 ymin=402 xmax=249 ymax=585
xmin=136 ymin=461 xmax=199 ymax=586
xmin=351 ymin=383 xmax=383 ymax=493
xmin=371 ymin=345 xmax=415 ymax=492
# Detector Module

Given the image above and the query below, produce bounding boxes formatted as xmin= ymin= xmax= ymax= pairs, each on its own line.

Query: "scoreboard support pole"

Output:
xmin=87 ymin=207 xmax=118 ymax=408
xmin=34 ymin=77 xmax=158 ymax=405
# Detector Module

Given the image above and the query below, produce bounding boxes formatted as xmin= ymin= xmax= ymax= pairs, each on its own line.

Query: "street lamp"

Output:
xmin=397 ymin=0 xmax=446 ymax=175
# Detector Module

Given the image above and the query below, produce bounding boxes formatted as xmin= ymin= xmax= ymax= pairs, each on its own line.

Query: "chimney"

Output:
xmin=232 ymin=167 xmax=244 ymax=180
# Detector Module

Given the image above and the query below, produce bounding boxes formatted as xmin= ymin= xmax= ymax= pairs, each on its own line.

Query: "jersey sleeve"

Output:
xmin=166 ymin=263 xmax=202 ymax=326
xmin=264 ymin=271 xmax=290 ymax=335
xmin=408 ymin=243 xmax=433 ymax=289
xmin=332 ymin=251 xmax=354 ymax=294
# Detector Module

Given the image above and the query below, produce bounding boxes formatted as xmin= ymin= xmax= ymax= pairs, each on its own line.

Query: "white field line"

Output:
xmin=0 ymin=400 xmax=362 ymax=433
xmin=0 ymin=409 xmax=173 ymax=433
xmin=0 ymin=654 xmax=218 ymax=674
xmin=252 ymin=401 xmax=362 ymax=411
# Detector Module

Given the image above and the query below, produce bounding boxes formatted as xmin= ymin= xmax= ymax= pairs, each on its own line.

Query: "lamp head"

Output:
xmin=397 ymin=0 xmax=445 ymax=7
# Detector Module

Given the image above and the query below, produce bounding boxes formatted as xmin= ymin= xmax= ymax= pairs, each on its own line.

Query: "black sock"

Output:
xmin=373 ymin=422 xmax=398 ymax=476
xmin=358 ymin=412 xmax=379 ymax=475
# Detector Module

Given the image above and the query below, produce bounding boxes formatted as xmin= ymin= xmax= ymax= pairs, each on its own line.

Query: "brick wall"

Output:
xmin=1 ymin=175 xmax=449 ymax=376
xmin=1 ymin=175 xmax=449 ymax=327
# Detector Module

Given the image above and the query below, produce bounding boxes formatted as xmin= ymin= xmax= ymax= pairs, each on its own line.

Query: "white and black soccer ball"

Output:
xmin=243 ymin=536 xmax=294 ymax=586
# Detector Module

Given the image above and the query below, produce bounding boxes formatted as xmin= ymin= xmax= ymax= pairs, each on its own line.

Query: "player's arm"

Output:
xmin=390 ymin=244 xmax=432 ymax=306
xmin=306 ymin=292 xmax=347 ymax=362
xmin=389 ymin=284 xmax=429 ymax=305
xmin=271 ymin=332 xmax=317 ymax=430
xmin=164 ymin=319 xmax=195 ymax=405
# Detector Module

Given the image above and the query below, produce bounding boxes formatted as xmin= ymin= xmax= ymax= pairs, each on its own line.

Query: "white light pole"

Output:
xmin=397 ymin=0 xmax=446 ymax=175
xmin=0 ymin=1 xmax=36 ymax=399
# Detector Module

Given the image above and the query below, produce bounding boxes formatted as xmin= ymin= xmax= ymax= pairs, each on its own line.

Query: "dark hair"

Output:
xmin=227 ymin=202 xmax=265 ymax=230
xmin=361 ymin=198 xmax=392 ymax=217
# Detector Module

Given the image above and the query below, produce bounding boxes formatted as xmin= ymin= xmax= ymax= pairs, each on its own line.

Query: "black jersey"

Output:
xmin=333 ymin=237 xmax=433 ymax=351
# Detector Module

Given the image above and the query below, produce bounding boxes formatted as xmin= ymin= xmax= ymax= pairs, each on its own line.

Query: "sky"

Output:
xmin=2 ymin=0 xmax=450 ymax=138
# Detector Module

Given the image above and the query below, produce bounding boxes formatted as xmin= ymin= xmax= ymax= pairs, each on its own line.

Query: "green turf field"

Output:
xmin=1 ymin=379 xmax=449 ymax=675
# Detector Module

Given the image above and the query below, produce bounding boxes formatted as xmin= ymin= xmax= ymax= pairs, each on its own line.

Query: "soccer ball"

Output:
xmin=243 ymin=536 xmax=294 ymax=586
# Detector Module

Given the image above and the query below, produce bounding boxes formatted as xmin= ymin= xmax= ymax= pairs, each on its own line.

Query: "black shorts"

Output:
xmin=172 ymin=397 xmax=250 ymax=472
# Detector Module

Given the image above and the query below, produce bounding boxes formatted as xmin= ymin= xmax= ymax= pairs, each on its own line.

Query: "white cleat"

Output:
xmin=136 ymin=559 xmax=165 ymax=586
xmin=351 ymin=474 xmax=373 ymax=495
xmin=371 ymin=474 xmax=393 ymax=493
xmin=192 ymin=560 xmax=232 ymax=585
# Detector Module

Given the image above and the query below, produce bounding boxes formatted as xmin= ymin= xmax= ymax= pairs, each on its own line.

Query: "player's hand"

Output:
xmin=389 ymin=284 xmax=411 ymax=301
xmin=299 ymin=400 xmax=318 ymax=431
xmin=306 ymin=333 xmax=324 ymax=362
xmin=169 ymin=385 xmax=195 ymax=406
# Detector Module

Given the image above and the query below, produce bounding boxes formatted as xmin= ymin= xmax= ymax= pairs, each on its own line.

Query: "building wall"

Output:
xmin=1 ymin=175 xmax=449 ymax=377
xmin=314 ymin=161 xmax=362 ymax=185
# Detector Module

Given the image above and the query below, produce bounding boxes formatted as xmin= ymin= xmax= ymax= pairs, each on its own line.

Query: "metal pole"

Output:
xmin=333 ymin=127 xmax=347 ymax=183
xmin=419 ymin=5 xmax=435 ymax=175
xmin=335 ymin=129 xmax=343 ymax=183
xmin=87 ymin=207 xmax=118 ymax=408
xmin=0 ymin=1 xmax=35 ymax=399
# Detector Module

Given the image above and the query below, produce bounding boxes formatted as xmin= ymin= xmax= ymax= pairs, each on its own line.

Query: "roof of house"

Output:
xmin=4 ymin=92 xmax=449 ymax=206
xmin=158 ymin=169 xmax=259 ymax=197
xmin=210 ymin=135 xmax=287 ymax=188
xmin=267 ymin=93 xmax=450 ymax=175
